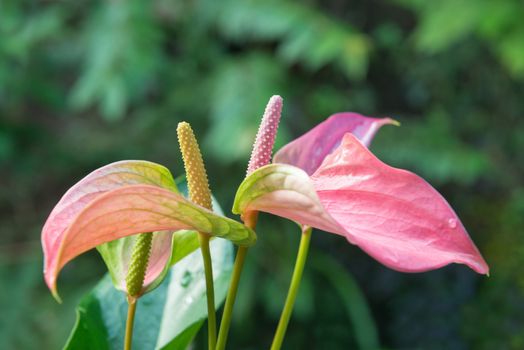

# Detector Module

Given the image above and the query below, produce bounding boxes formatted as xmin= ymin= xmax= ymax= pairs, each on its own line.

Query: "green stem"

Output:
xmin=124 ymin=296 xmax=137 ymax=350
xmin=270 ymin=226 xmax=313 ymax=350
xmin=216 ymin=211 xmax=258 ymax=350
xmin=199 ymin=233 xmax=217 ymax=350
xmin=216 ymin=246 xmax=248 ymax=350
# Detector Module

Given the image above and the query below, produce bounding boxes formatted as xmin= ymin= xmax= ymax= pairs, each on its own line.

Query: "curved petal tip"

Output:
xmin=45 ymin=273 xmax=62 ymax=303
xmin=274 ymin=112 xmax=397 ymax=175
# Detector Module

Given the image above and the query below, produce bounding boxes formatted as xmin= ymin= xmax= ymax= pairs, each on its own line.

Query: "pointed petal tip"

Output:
xmin=385 ymin=117 xmax=401 ymax=127
xmin=52 ymin=289 xmax=63 ymax=304
xmin=453 ymin=254 xmax=488 ymax=275
xmin=45 ymin=274 xmax=62 ymax=303
xmin=474 ymin=259 xmax=490 ymax=276
xmin=457 ymin=256 xmax=490 ymax=275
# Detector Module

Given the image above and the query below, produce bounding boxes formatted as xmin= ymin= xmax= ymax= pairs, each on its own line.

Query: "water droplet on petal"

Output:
xmin=180 ymin=271 xmax=193 ymax=287
xmin=185 ymin=296 xmax=194 ymax=304
xmin=447 ymin=218 xmax=457 ymax=229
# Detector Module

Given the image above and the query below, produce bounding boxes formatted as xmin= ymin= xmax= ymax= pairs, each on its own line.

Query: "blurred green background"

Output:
xmin=1 ymin=0 xmax=523 ymax=349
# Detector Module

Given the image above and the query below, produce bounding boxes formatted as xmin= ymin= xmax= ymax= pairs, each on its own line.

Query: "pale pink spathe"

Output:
xmin=41 ymin=161 xmax=176 ymax=298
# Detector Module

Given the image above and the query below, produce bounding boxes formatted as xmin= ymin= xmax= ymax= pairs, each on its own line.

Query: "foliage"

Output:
xmin=1 ymin=0 xmax=523 ymax=349
xmin=65 ymin=238 xmax=233 ymax=350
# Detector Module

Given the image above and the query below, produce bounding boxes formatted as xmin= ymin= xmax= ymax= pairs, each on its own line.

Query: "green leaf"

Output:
xmin=63 ymin=292 xmax=110 ymax=350
xmin=65 ymin=238 xmax=234 ymax=350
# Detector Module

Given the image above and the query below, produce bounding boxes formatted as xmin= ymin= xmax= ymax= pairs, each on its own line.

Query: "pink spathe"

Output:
xmin=241 ymin=112 xmax=488 ymax=274
xmin=311 ymin=134 xmax=488 ymax=274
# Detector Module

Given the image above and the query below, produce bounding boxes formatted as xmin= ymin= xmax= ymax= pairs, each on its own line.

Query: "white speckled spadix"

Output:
xmin=247 ymin=95 xmax=283 ymax=175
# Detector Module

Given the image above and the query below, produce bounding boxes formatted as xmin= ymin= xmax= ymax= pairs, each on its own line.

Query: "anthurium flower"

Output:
xmin=233 ymin=113 xmax=489 ymax=274
xmin=42 ymin=160 xmax=256 ymax=299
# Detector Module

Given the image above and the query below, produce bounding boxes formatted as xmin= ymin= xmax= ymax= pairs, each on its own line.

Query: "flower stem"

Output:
xmin=216 ymin=211 xmax=258 ymax=350
xmin=199 ymin=233 xmax=217 ymax=350
xmin=270 ymin=226 xmax=312 ymax=350
xmin=124 ymin=296 xmax=137 ymax=350
xmin=215 ymin=246 xmax=248 ymax=350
